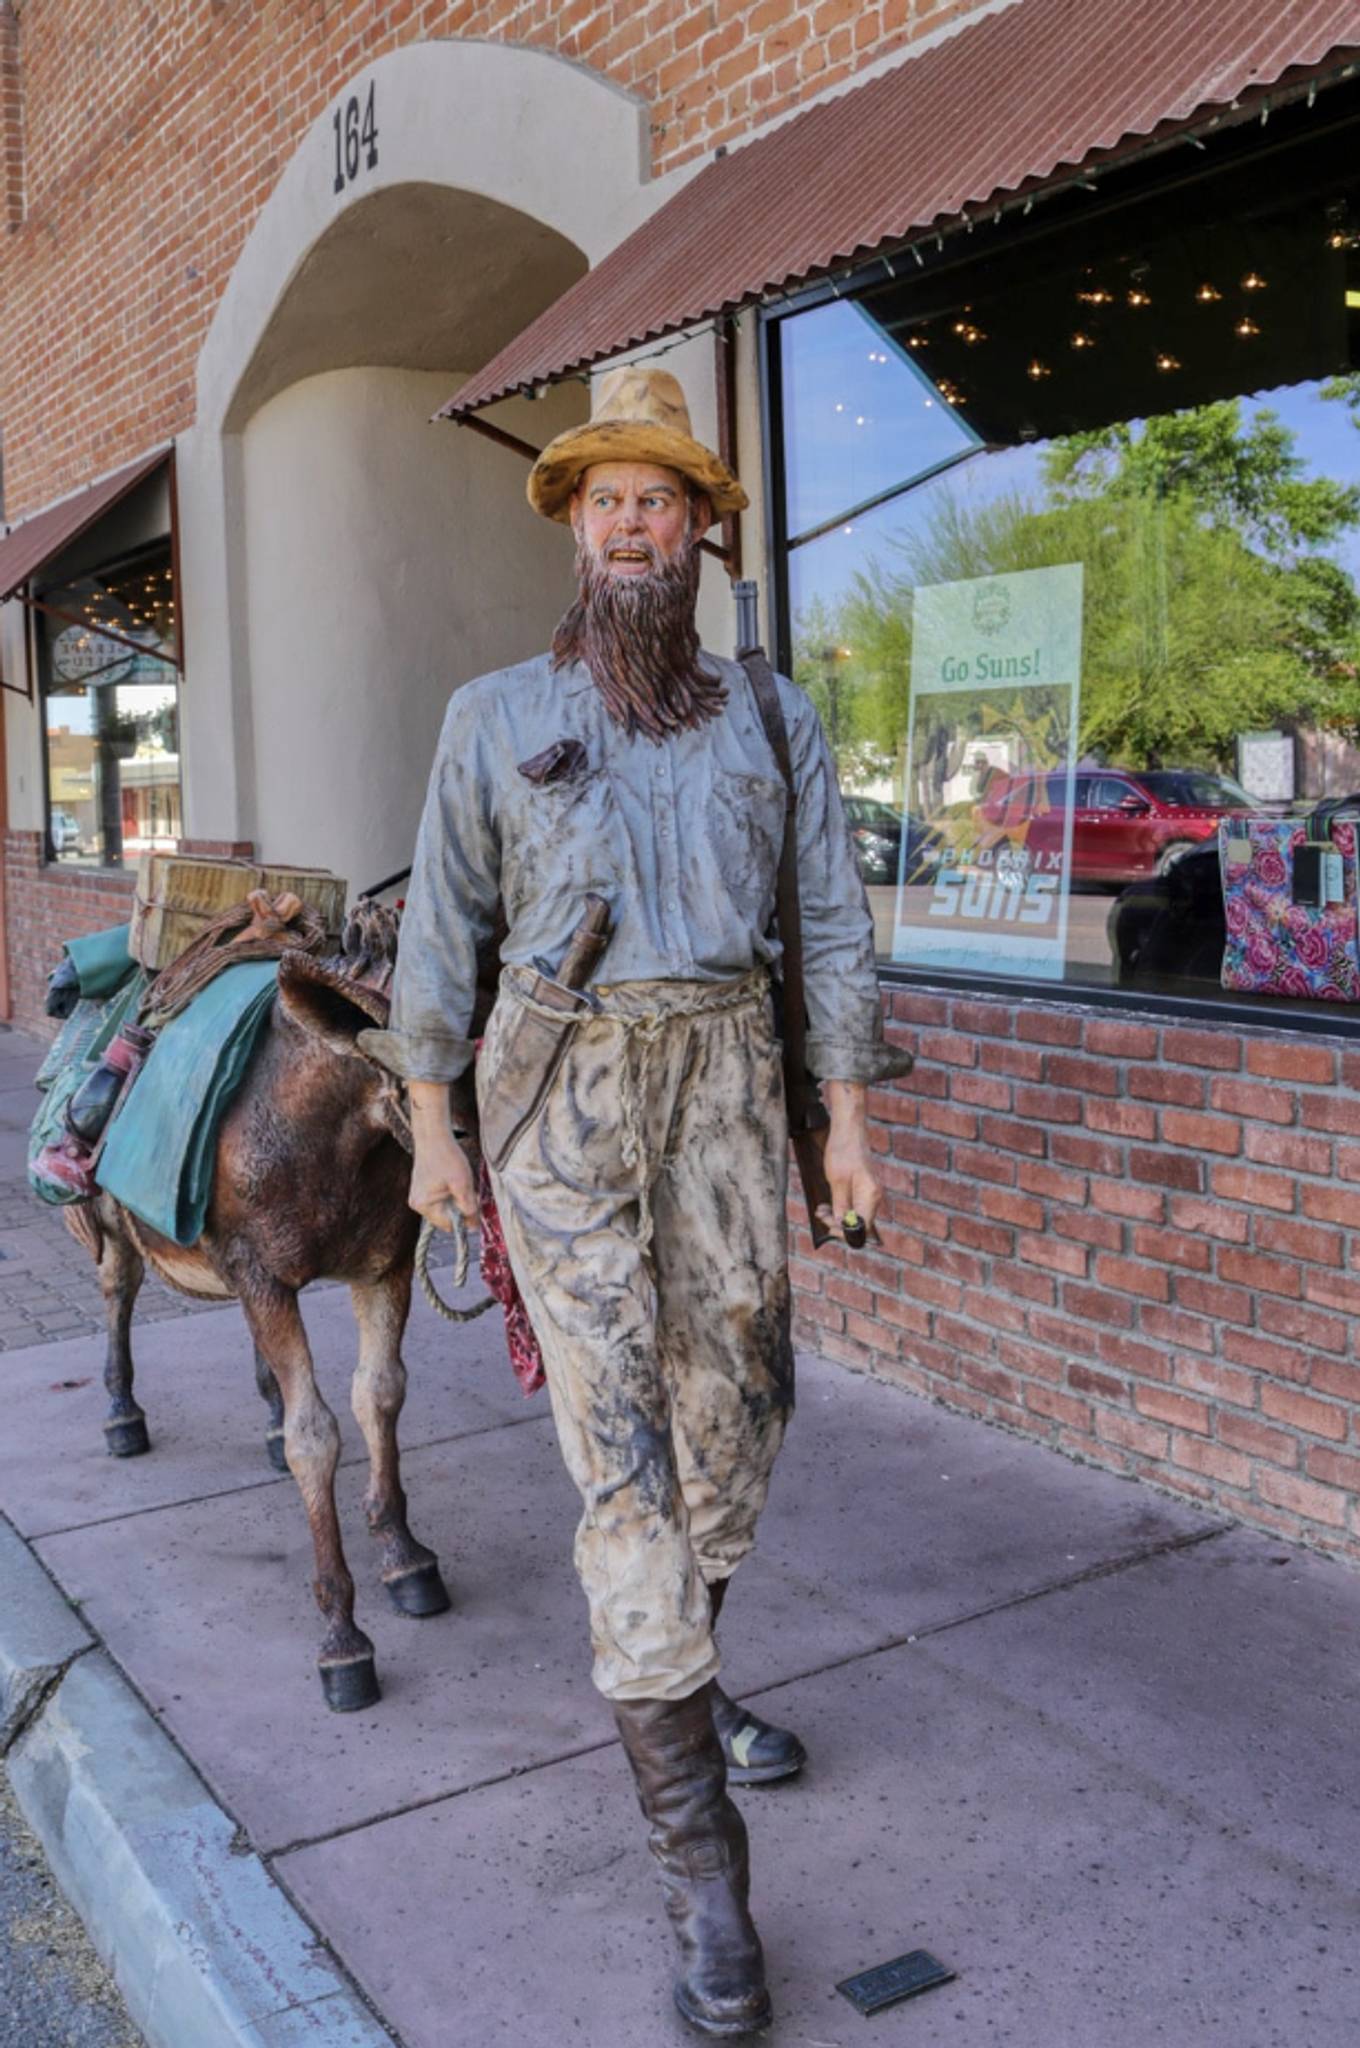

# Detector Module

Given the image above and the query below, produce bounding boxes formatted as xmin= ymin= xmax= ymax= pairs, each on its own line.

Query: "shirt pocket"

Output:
xmin=705 ymin=769 xmax=786 ymax=923
xmin=504 ymin=764 xmax=624 ymax=912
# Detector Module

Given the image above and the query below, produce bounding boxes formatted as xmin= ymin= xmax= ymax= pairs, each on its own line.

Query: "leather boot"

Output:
xmin=613 ymin=1685 xmax=773 ymax=2037
xmin=708 ymin=1578 xmax=807 ymax=1786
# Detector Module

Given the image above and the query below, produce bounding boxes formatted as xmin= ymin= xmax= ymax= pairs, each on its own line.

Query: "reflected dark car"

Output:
xmin=843 ymin=796 xmax=944 ymax=885
xmin=1110 ymin=841 xmax=1227 ymax=987
xmin=977 ymin=767 xmax=1251 ymax=886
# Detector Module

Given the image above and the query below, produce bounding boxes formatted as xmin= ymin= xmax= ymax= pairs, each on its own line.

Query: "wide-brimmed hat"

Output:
xmin=527 ymin=367 xmax=748 ymax=525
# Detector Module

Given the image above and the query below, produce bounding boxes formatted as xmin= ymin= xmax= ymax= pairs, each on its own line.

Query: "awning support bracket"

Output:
xmin=13 ymin=592 xmax=182 ymax=673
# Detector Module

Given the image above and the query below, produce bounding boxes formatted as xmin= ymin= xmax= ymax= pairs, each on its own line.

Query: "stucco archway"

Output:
xmin=176 ymin=38 xmax=657 ymax=883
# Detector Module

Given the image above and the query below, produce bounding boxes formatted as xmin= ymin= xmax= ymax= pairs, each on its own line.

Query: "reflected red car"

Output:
xmin=977 ymin=768 xmax=1252 ymax=885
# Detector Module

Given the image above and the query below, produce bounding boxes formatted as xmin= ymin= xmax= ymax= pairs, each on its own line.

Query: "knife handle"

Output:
xmin=556 ymin=893 xmax=613 ymax=992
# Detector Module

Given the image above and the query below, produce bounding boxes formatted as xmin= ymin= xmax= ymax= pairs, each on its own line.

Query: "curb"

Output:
xmin=1 ymin=1516 xmax=395 ymax=2048
xmin=0 ymin=1514 xmax=93 ymax=1749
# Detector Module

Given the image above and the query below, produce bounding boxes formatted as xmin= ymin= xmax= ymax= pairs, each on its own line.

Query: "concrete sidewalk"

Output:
xmin=2 ymin=1027 xmax=1359 ymax=2047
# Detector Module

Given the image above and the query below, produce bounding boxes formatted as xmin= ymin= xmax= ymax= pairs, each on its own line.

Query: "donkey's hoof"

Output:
xmin=385 ymin=1563 xmax=452 ymax=1619
xmin=104 ymin=1414 xmax=151 ymax=1458
xmin=320 ymin=1654 xmax=381 ymax=1713
xmin=264 ymin=1429 xmax=289 ymax=1474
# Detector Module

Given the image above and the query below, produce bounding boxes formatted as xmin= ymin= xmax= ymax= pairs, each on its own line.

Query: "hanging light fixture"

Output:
xmin=1155 ymin=352 xmax=1181 ymax=372
xmin=1126 ymin=287 xmax=1152 ymax=308
xmin=1070 ymin=330 xmax=1096 ymax=350
xmin=1234 ymin=317 xmax=1260 ymax=338
xmin=1324 ymin=200 xmax=1357 ymax=249
xmin=1194 ymin=282 xmax=1222 ymax=303
xmin=1027 ymin=357 xmax=1052 ymax=380
xmin=1075 ymin=285 xmax=1113 ymax=306
xmin=1241 ymin=270 xmax=1268 ymax=291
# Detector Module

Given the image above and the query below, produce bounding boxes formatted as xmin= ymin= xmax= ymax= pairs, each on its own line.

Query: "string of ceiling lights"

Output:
xmin=57 ymin=564 xmax=176 ymax=655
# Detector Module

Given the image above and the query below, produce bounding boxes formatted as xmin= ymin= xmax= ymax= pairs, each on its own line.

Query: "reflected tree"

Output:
xmin=792 ymin=391 xmax=1360 ymax=787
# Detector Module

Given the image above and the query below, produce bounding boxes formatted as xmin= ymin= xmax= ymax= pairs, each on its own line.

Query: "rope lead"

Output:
xmin=415 ymin=1206 xmax=496 ymax=1324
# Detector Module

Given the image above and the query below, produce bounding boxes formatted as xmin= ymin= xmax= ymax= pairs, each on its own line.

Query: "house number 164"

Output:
xmin=332 ymin=82 xmax=378 ymax=194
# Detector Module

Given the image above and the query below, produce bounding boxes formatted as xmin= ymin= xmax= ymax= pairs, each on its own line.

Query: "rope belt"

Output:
xmin=504 ymin=965 xmax=770 ymax=1253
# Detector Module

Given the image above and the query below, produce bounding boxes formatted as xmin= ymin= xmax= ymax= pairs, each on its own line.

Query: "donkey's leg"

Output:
xmin=99 ymin=1217 xmax=151 ymax=1458
xmin=350 ymin=1267 xmax=451 ymax=1618
xmin=239 ymin=1280 xmax=379 ymax=1712
xmin=253 ymin=1345 xmax=289 ymax=1472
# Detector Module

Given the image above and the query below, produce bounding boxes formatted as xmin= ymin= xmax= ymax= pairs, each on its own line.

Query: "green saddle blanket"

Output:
xmin=64 ymin=922 xmax=139 ymax=1003
xmin=96 ymin=961 xmax=280 ymax=1247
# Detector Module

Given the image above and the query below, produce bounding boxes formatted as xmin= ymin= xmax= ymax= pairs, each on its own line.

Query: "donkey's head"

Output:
xmin=276 ymin=901 xmax=398 ymax=1048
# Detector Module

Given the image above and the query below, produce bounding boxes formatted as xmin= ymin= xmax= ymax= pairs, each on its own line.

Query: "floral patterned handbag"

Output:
xmin=1219 ymin=800 xmax=1360 ymax=1002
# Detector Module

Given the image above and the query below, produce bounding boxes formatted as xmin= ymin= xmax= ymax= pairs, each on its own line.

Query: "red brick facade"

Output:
xmin=790 ymin=990 xmax=1360 ymax=1566
xmin=0 ymin=2 xmax=20 ymax=237
xmin=0 ymin=0 xmax=982 ymax=521
xmin=3 ymin=830 xmax=135 ymax=1029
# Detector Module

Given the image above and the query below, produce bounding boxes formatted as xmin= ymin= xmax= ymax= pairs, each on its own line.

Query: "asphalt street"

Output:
xmin=0 ymin=1769 xmax=142 ymax=2048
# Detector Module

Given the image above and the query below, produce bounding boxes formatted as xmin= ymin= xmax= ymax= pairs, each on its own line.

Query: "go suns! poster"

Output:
xmin=893 ymin=564 xmax=1084 ymax=982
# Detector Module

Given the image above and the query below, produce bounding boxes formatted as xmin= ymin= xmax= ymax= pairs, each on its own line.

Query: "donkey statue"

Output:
xmin=62 ymin=901 xmax=467 ymax=1712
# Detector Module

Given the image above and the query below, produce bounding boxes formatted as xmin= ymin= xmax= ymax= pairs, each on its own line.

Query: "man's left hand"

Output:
xmin=817 ymin=1079 xmax=883 ymax=1246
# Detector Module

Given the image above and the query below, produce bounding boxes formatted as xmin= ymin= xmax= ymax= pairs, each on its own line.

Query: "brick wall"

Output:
xmin=2 ymin=833 xmax=259 ymax=1034
xmin=4 ymin=831 xmax=135 ymax=1036
xmin=790 ymin=987 xmax=1360 ymax=1568
xmin=0 ymin=4 xmax=20 ymax=236
xmin=0 ymin=0 xmax=992 ymax=519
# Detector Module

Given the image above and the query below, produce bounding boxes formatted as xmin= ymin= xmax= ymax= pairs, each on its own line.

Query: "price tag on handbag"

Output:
xmin=1293 ymin=842 xmax=1334 ymax=908
xmin=1324 ymin=849 xmax=1346 ymax=903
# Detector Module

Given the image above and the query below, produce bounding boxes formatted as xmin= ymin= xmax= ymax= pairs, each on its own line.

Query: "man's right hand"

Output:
xmin=407 ymin=1081 xmax=480 ymax=1231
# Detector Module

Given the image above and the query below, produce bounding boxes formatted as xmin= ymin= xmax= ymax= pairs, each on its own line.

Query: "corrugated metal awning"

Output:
xmin=0 ymin=449 xmax=169 ymax=602
xmin=441 ymin=0 xmax=1360 ymax=419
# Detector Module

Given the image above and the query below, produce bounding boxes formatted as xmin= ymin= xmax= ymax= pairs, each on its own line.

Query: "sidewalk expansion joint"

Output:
xmin=32 ymin=1407 xmax=552 ymax=1541
xmin=265 ymin=1737 xmax=624 ymax=1862
xmin=264 ymin=1525 xmax=1231 ymax=1864
xmin=741 ymin=1521 xmax=1234 ymax=1706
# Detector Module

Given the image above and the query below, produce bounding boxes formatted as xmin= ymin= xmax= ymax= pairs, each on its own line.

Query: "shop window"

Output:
xmin=40 ymin=540 xmax=180 ymax=868
xmin=770 ymin=113 xmax=1360 ymax=1019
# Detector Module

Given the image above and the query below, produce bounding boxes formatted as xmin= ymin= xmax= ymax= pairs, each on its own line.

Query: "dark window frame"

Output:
xmin=758 ymin=81 xmax=1360 ymax=1037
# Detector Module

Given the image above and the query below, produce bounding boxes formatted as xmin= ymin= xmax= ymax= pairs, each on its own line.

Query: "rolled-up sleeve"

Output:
xmin=786 ymin=687 xmax=914 ymax=1087
xmin=361 ymin=689 xmax=501 ymax=1083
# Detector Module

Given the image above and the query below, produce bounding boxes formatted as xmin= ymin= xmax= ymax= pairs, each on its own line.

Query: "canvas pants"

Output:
xmin=480 ymin=965 xmax=794 ymax=1703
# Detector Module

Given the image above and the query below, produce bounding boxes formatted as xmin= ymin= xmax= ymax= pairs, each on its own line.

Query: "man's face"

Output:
xmin=571 ymin=462 xmax=707 ymax=579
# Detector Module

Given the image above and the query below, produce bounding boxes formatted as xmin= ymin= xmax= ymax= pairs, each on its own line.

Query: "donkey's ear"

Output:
xmin=276 ymin=952 xmax=389 ymax=1059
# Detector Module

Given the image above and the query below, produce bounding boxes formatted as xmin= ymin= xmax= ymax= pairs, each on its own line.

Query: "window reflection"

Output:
xmin=42 ymin=544 xmax=181 ymax=867
xmin=777 ymin=141 xmax=1360 ymax=1012
xmin=781 ymin=298 xmax=980 ymax=538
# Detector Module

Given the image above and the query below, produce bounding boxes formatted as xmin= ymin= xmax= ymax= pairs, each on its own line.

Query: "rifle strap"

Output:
xmin=739 ymin=648 xmax=824 ymax=1139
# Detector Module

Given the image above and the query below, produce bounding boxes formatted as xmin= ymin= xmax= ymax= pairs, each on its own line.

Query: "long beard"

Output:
xmin=551 ymin=530 xmax=727 ymax=742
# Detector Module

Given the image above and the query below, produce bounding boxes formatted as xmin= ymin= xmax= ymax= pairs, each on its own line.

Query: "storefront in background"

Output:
xmin=1 ymin=457 xmax=181 ymax=1026
xmin=768 ymin=91 xmax=1360 ymax=1020
xmin=756 ymin=79 xmax=1360 ymax=1573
